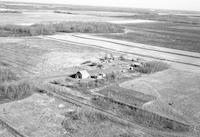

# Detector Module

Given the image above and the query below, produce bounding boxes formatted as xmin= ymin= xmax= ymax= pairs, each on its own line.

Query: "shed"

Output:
xmin=131 ymin=62 xmax=142 ymax=67
xmin=75 ymin=70 xmax=90 ymax=79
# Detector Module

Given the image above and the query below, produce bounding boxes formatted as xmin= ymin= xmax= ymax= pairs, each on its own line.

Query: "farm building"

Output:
xmin=91 ymin=73 xmax=106 ymax=79
xmin=75 ymin=70 xmax=90 ymax=79
xmin=100 ymin=53 xmax=114 ymax=63
xmin=131 ymin=62 xmax=142 ymax=67
xmin=105 ymin=53 xmax=114 ymax=60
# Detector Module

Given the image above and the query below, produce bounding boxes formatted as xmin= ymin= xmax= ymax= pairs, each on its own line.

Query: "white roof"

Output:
xmin=77 ymin=70 xmax=90 ymax=78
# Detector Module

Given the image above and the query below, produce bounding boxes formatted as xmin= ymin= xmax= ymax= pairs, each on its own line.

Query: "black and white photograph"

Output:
xmin=0 ymin=0 xmax=200 ymax=137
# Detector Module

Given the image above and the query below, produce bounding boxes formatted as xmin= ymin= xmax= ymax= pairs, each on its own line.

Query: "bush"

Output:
xmin=0 ymin=67 xmax=18 ymax=83
xmin=135 ymin=61 xmax=169 ymax=74
xmin=0 ymin=81 xmax=34 ymax=100
xmin=62 ymin=109 xmax=111 ymax=132
xmin=62 ymin=109 xmax=100 ymax=133
xmin=106 ymin=72 xmax=117 ymax=81
xmin=0 ymin=22 xmax=124 ymax=37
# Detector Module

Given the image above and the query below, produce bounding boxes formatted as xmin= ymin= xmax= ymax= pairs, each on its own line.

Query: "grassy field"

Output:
xmin=100 ymin=21 xmax=200 ymax=52
xmin=0 ymin=36 xmax=106 ymax=76
xmin=142 ymin=99 xmax=195 ymax=125
xmin=120 ymin=69 xmax=200 ymax=124
xmin=0 ymin=93 xmax=76 ymax=137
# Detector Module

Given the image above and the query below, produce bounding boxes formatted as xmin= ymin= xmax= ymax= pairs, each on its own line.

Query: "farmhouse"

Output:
xmin=75 ymin=70 xmax=90 ymax=79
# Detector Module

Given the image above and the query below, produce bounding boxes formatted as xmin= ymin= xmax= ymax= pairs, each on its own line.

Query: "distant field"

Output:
xmin=0 ymin=11 xmax=121 ymax=25
xmin=100 ymin=22 xmax=200 ymax=52
xmin=113 ymin=12 xmax=200 ymax=25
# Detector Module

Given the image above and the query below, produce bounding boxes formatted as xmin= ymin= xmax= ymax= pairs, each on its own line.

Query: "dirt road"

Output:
xmin=39 ymin=34 xmax=200 ymax=73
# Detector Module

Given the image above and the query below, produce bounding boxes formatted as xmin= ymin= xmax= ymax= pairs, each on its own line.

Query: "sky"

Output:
xmin=2 ymin=0 xmax=200 ymax=11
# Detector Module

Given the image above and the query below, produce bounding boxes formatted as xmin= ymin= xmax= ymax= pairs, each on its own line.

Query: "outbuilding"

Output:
xmin=131 ymin=62 xmax=142 ymax=67
xmin=75 ymin=70 xmax=90 ymax=79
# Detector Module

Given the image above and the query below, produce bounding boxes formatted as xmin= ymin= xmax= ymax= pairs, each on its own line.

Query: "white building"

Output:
xmin=75 ymin=70 xmax=90 ymax=79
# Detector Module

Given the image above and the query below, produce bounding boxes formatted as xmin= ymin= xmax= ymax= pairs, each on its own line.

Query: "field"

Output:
xmin=0 ymin=36 xmax=107 ymax=77
xmin=100 ymin=21 xmax=200 ymax=52
xmin=0 ymin=1 xmax=200 ymax=137
xmin=120 ymin=69 xmax=200 ymax=124
xmin=0 ymin=11 xmax=117 ymax=25
xmin=0 ymin=93 xmax=76 ymax=137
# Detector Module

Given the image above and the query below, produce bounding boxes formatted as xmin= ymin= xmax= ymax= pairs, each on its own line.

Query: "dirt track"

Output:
xmin=40 ymin=34 xmax=200 ymax=73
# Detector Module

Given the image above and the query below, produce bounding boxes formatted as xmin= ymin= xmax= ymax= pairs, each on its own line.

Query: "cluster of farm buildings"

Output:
xmin=71 ymin=54 xmax=144 ymax=80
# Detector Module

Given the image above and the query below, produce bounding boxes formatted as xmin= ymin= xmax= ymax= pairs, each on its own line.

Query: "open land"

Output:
xmin=0 ymin=1 xmax=200 ymax=137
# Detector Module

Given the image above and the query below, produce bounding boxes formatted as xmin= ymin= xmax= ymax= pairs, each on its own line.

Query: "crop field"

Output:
xmin=0 ymin=1 xmax=200 ymax=137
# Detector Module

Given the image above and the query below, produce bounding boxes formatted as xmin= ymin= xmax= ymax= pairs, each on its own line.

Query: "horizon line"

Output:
xmin=1 ymin=0 xmax=200 ymax=12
